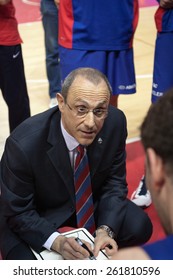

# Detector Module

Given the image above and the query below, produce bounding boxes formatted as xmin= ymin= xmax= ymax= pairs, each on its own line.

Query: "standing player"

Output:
xmin=40 ymin=0 xmax=61 ymax=108
xmin=152 ymin=0 xmax=173 ymax=102
xmin=0 ymin=0 xmax=30 ymax=132
xmin=131 ymin=0 xmax=173 ymax=208
xmin=58 ymin=0 xmax=139 ymax=107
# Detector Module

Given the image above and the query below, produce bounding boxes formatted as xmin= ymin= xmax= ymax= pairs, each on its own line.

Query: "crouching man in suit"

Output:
xmin=0 ymin=67 xmax=152 ymax=259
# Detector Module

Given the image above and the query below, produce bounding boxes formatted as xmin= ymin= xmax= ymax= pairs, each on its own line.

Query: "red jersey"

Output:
xmin=0 ymin=0 xmax=22 ymax=45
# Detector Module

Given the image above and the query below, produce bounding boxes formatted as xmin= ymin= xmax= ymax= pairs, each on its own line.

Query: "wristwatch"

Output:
xmin=96 ymin=225 xmax=115 ymax=239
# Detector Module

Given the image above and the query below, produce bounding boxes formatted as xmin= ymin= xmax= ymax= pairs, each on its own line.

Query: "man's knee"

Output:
xmin=133 ymin=212 xmax=153 ymax=244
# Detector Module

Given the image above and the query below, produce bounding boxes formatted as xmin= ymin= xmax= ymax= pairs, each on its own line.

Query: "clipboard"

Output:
xmin=31 ymin=228 xmax=108 ymax=260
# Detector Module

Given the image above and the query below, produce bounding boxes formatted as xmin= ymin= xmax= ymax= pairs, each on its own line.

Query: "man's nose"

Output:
xmin=83 ymin=111 xmax=95 ymax=127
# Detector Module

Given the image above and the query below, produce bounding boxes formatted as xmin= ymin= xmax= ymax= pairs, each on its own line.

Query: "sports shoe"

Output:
xmin=49 ymin=97 xmax=58 ymax=108
xmin=131 ymin=176 xmax=152 ymax=208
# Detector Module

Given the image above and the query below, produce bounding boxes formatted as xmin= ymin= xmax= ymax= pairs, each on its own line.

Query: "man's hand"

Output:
xmin=93 ymin=228 xmax=118 ymax=258
xmin=160 ymin=0 xmax=173 ymax=9
xmin=0 ymin=0 xmax=11 ymax=5
xmin=51 ymin=235 xmax=93 ymax=260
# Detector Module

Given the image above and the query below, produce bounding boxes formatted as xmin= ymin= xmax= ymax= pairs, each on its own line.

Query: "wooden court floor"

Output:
xmin=0 ymin=6 xmax=156 ymax=157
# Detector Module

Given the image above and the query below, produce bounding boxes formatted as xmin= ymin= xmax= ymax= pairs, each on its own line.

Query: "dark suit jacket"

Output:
xmin=0 ymin=105 xmax=128 ymax=256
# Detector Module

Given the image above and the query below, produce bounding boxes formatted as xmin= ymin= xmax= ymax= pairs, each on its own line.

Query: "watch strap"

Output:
xmin=96 ymin=225 xmax=115 ymax=239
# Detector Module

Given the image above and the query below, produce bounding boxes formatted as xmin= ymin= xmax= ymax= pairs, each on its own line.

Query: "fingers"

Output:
xmin=62 ymin=238 xmax=93 ymax=260
xmin=104 ymin=241 xmax=118 ymax=256
xmin=52 ymin=235 xmax=95 ymax=260
xmin=94 ymin=234 xmax=118 ymax=257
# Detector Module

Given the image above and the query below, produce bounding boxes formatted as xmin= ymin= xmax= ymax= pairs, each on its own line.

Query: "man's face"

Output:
xmin=58 ymin=76 xmax=110 ymax=146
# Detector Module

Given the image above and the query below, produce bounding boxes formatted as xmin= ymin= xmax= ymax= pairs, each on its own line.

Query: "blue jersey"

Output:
xmin=155 ymin=0 xmax=173 ymax=32
xmin=59 ymin=0 xmax=139 ymax=50
xmin=142 ymin=235 xmax=173 ymax=260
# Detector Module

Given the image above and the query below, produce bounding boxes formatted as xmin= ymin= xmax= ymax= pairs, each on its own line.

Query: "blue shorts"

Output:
xmin=59 ymin=47 xmax=136 ymax=95
xmin=152 ymin=32 xmax=173 ymax=103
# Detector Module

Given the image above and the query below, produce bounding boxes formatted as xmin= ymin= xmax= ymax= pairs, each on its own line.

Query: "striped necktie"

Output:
xmin=74 ymin=145 xmax=96 ymax=235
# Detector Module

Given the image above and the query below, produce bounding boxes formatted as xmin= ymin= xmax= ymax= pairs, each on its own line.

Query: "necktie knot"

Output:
xmin=77 ymin=144 xmax=84 ymax=155
xmin=75 ymin=145 xmax=85 ymax=169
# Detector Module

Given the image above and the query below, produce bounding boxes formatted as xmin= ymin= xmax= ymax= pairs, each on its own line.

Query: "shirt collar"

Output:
xmin=60 ymin=119 xmax=79 ymax=151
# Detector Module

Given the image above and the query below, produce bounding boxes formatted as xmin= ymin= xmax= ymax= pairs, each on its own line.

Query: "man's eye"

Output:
xmin=95 ymin=108 xmax=104 ymax=115
xmin=77 ymin=106 xmax=87 ymax=113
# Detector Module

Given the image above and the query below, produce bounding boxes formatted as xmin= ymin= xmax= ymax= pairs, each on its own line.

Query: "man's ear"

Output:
xmin=56 ymin=93 xmax=65 ymax=112
xmin=147 ymin=148 xmax=165 ymax=190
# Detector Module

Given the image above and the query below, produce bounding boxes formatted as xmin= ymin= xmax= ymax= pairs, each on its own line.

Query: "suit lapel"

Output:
xmin=46 ymin=112 xmax=75 ymax=203
xmin=87 ymin=133 xmax=106 ymax=178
